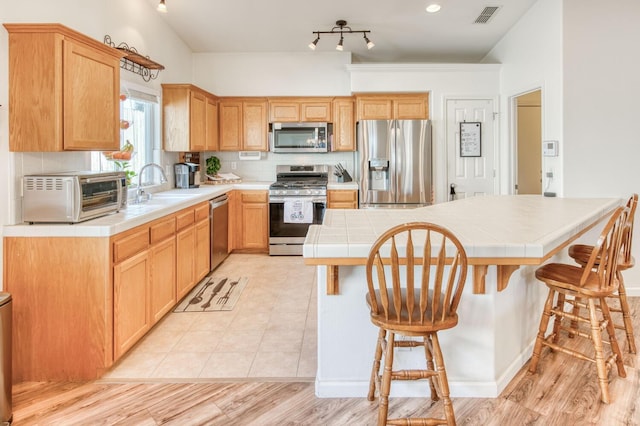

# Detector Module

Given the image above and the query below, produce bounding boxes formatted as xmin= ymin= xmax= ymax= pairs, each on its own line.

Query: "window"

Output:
xmin=91 ymin=85 xmax=160 ymax=187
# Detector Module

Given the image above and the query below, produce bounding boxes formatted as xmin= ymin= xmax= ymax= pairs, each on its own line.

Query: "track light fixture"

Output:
xmin=157 ymin=0 xmax=167 ymax=13
xmin=309 ymin=20 xmax=374 ymax=51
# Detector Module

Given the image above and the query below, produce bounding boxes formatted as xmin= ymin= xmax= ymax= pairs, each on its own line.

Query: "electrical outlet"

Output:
xmin=231 ymin=162 xmax=237 ymax=170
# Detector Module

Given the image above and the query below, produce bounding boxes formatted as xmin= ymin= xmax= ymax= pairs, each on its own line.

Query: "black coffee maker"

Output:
xmin=174 ymin=162 xmax=200 ymax=188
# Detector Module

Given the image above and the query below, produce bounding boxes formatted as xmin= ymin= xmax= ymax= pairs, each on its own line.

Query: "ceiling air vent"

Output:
xmin=474 ymin=6 xmax=501 ymax=24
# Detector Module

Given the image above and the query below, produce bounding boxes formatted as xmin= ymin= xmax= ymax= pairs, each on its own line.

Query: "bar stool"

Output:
xmin=529 ymin=206 xmax=628 ymax=404
xmin=567 ymin=193 xmax=638 ymax=353
xmin=365 ymin=222 xmax=468 ymax=426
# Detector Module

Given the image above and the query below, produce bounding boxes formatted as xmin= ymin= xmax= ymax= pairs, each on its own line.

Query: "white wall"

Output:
xmin=349 ymin=64 xmax=501 ymax=203
xmin=486 ymin=0 xmax=640 ymax=294
xmin=563 ymin=0 xmax=640 ymax=198
xmin=483 ymin=0 xmax=563 ymax=197
xmin=0 ymin=0 xmax=193 ymax=289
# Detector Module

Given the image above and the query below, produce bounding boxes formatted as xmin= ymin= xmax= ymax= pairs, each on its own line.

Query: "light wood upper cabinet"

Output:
xmin=4 ymin=23 xmax=124 ymax=152
xmin=219 ymin=98 xmax=268 ymax=151
xmin=268 ymin=98 xmax=332 ymax=122
xmin=356 ymin=93 xmax=429 ymax=120
xmin=332 ymin=97 xmax=356 ymax=151
xmin=206 ymin=95 xmax=219 ymax=151
xmin=269 ymin=101 xmax=300 ymax=122
xmin=162 ymin=84 xmax=217 ymax=152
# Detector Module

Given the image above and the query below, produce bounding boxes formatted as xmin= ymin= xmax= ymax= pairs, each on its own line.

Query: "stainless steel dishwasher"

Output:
xmin=210 ymin=194 xmax=229 ymax=271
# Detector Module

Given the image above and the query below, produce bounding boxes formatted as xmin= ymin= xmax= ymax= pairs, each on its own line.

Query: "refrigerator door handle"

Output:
xmin=389 ymin=120 xmax=397 ymax=202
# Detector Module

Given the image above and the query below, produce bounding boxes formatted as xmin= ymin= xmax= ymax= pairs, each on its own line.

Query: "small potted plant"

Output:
xmin=206 ymin=156 xmax=221 ymax=180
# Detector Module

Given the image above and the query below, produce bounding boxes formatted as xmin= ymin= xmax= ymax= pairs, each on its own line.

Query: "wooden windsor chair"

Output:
xmin=528 ymin=206 xmax=628 ymax=404
xmin=567 ymin=193 xmax=638 ymax=354
xmin=365 ymin=222 xmax=468 ymax=426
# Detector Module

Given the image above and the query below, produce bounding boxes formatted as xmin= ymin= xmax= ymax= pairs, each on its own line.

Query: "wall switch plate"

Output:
xmin=543 ymin=140 xmax=558 ymax=156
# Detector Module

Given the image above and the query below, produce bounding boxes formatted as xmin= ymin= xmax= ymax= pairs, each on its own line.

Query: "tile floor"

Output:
xmin=102 ymin=254 xmax=318 ymax=381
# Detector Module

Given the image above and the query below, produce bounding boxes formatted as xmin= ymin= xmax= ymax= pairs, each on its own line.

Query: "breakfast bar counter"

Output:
xmin=303 ymin=195 xmax=621 ymax=398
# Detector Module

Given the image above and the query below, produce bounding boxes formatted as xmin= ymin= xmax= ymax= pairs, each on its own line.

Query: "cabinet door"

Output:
xmin=195 ymin=218 xmax=211 ymax=282
xmin=394 ymin=97 xmax=429 ymax=119
xmin=206 ymin=96 xmax=219 ymax=151
xmin=189 ymin=90 xmax=207 ymax=151
xmin=219 ymin=100 xmax=243 ymax=151
xmin=150 ymin=237 xmax=176 ymax=324
xmin=332 ymin=98 xmax=355 ymax=151
xmin=243 ymin=101 xmax=268 ymax=151
xmin=63 ymin=39 xmax=120 ymax=150
xmin=357 ymin=98 xmax=393 ymax=120
xmin=269 ymin=101 xmax=299 ymax=122
xmin=241 ymin=192 xmax=268 ymax=250
xmin=301 ymin=101 xmax=331 ymax=122
xmin=114 ymin=250 xmax=150 ymax=360
xmin=176 ymin=226 xmax=196 ymax=300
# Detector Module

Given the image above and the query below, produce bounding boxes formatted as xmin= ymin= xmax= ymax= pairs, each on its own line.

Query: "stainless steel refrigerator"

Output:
xmin=357 ymin=120 xmax=432 ymax=208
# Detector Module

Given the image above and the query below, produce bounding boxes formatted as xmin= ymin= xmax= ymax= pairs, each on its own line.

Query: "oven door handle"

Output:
xmin=269 ymin=196 xmax=326 ymax=204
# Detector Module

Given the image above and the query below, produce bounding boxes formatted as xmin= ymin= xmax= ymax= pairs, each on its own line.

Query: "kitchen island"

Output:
xmin=303 ymin=195 xmax=621 ymax=398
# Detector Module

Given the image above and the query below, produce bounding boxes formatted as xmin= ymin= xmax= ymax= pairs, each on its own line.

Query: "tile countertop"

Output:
xmin=303 ymin=195 xmax=622 ymax=262
xmin=4 ymin=181 xmax=273 ymax=238
xmin=326 ymin=182 xmax=358 ymax=190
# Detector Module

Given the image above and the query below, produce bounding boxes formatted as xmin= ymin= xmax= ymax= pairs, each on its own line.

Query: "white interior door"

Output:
xmin=446 ymin=99 xmax=496 ymax=199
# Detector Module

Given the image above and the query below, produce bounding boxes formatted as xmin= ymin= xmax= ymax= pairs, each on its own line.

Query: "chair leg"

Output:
xmin=377 ymin=331 xmax=395 ymax=426
xmin=600 ymin=298 xmax=626 ymax=379
xmin=431 ymin=333 xmax=456 ymax=426
xmin=588 ymin=298 xmax=613 ymax=404
xmin=423 ymin=335 xmax=440 ymax=402
xmin=368 ymin=328 xmax=386 ymax=401
xmin=569 ymin=296 xmax=582 ymax=338
xmin=529 ymin=288 xmax=555 ymax=374
xmin=552 ymin=292 xmax=566 ymax=345
xmin=616 ymin=272 xmax=637 ymax=354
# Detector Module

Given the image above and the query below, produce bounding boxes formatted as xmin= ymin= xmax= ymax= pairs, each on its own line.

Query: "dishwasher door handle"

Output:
xmin=210 ymin=194 xmax=229 ymax=209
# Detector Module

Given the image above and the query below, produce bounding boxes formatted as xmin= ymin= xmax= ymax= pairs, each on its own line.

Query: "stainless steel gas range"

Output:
xmin=269 ymin=165 xmax=328 ymax=255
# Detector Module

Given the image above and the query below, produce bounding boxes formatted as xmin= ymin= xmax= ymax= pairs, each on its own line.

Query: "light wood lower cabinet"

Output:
xmin=231 ymin=190 xmax=268 ymax=252
xmin=150 ymin=236 xmax=177 ymax=323
xmin=176 ymin=202 xmax=210 ymax=300
xmin=114 ymin=250 xmax=151 ymax=359
xmin=3 ymin=200 xmax=211 ymax=381
xmin=327 ymin=190 xmax=358 ymax=209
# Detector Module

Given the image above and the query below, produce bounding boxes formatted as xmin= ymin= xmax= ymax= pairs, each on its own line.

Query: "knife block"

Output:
xmin=337 ymin=170 xmax=353 ymax=183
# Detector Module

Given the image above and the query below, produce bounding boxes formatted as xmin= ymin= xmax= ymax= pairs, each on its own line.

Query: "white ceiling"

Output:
xmin=149 ymin=0 xmax=538 ymax=63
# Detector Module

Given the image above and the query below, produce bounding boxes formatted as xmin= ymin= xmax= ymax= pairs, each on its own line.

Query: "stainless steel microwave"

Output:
xmin=269 ymin=122 xmax=330 ymax=153
xmin=22 ymin=171 xmax=126 ymax=223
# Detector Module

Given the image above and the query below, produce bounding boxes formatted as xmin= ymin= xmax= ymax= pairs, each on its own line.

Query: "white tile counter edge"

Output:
xmin=3 ymin=181 xmax=273 ymax=238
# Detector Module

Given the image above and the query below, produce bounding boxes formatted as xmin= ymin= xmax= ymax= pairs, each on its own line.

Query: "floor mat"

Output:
xmin=174 ymin=276 xmax=248 ymax=312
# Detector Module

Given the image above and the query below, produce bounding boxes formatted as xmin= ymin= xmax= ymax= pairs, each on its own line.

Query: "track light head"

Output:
xmin=364 ymin=34 xmax=375 ymax=50
xmin=308 ymin=36 xmax=320 ymax=50
xmin=157 ymin=0 xmax=167 ymax=13
xmin=336 ymin=36 xmax=344 ymax=51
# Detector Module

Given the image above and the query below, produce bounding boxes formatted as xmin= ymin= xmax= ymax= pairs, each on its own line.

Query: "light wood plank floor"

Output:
xmin=11 ymin=296 xmax=640 ymax=425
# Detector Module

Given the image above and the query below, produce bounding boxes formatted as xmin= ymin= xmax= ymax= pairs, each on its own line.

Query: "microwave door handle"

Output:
xmin=66 ymin=179 xmax=76 ymax=221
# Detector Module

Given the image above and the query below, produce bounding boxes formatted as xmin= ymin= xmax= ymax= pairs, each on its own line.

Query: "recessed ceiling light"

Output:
xmin=426 ymin=4 xmax=442 ymax=13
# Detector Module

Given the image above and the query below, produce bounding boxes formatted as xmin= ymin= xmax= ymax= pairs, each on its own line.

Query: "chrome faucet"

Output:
xmin=136 ymin=163 xmax=168 ymax=203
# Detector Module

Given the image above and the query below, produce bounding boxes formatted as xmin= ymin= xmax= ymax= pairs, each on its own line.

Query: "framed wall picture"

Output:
xmin=460 ymin=122 xmax=481 ymax=157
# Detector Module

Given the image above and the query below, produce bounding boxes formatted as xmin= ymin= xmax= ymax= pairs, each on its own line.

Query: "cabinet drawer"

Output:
xmin=241 ymin=191 xmax=267 ymax=203
xmin=176 ymin=208 xmax=195 ymax=231
xmin=329 ymin=191 xmax=357 ymax=203
xmin=194 ymin=202 xmax=210 ymax=222
xmin=150 ymin=216 xmax=176 ymax=244
xmin=113 ymin=228 xmax=149 ymax=263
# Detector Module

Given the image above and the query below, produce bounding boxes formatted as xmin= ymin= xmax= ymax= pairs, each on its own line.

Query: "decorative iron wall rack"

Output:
xmin=104 ymin=35 xmax=165 ymax=82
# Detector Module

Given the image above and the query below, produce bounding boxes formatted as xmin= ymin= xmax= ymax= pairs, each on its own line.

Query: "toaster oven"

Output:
xmin=22 ymin=171 xmax=126 ymax=223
